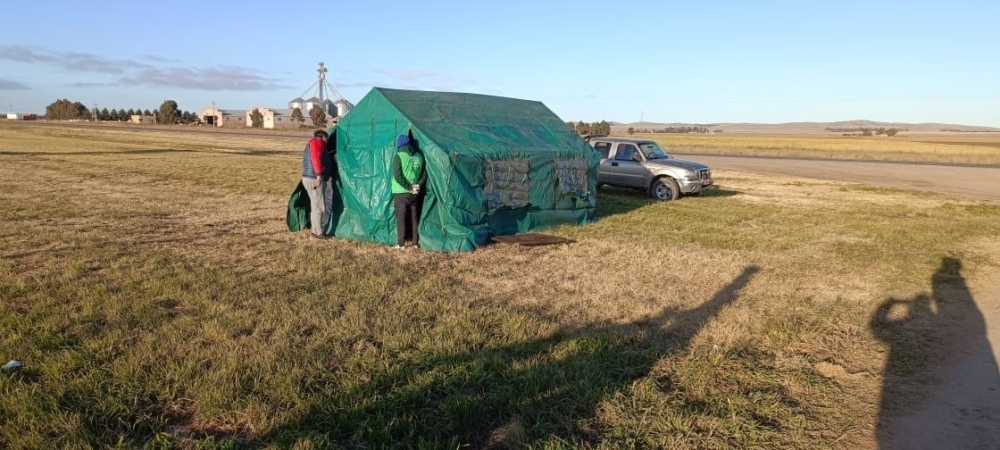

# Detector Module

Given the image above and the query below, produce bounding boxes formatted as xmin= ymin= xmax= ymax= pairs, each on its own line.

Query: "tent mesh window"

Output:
xmin=554 ymin=159 xmax=589 ymax=198
xmin=484 ymin=159 xmax=530 ymax=212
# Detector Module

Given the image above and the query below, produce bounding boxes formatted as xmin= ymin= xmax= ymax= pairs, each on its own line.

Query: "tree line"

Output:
xmin=652 ymin=126 xmax=712 ymax=134
xmin=565 ymin=120 xmax=612 ymax=136
xmin=825 ymin=126 xmax=902 ymax=136
xmin=563 ymin=121 xmax=722 ymax=136
xmin=45 ymin=98 xmax=334 ymax=128
xmin=44 ymin=99 xmax=197 ymax=124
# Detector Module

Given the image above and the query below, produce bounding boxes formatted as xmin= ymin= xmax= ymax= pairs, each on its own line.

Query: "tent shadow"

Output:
xmin=870 ymin=257 xmax=1000 ymax=449
xmin=595 ymin=187 xmax=740 ymax=220
xmin=260 ymin=266 xmax=759 ymax=447
xmin=697 ymin=187 xmax=740 ymax=198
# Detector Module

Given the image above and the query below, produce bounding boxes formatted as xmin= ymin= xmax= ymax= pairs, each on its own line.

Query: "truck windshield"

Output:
xmin=639 ymin=142 xmax=670 ymax=159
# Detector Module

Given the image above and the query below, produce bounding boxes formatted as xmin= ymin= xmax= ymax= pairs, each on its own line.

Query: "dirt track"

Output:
xmin=683 ymin=153 xmax=1000 ymax=449
xmin=678 ymin=153 xmax=1000 ymax=203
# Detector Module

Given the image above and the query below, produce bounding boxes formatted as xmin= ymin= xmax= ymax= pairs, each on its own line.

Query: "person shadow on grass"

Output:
xmin=262 ymin=266 xmax=761 ymax=448
xmin=871 ymin=257 xmax=1000 ymax=450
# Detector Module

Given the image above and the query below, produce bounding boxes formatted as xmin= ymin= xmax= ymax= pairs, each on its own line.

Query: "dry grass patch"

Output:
xmin=2 ymin=124 xmax=999 ymax=449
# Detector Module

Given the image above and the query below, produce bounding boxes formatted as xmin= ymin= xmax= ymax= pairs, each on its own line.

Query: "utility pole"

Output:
xmin=93 ymin=102 xmax=99 ymax=123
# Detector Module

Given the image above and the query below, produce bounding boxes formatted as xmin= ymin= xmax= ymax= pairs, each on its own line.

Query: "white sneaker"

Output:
xmin=393 ymin=245 xmax=404 ymax=250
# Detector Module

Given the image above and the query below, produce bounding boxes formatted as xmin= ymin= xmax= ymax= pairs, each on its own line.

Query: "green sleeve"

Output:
xmin=416 ymin=166 xmax=427 ymax=186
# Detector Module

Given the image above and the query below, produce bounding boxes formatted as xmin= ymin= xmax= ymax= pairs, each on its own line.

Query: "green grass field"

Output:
xmin=1 ymin=122 xmax=999 ymax=449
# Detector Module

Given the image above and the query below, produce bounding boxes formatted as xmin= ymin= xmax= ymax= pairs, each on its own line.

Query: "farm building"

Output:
xmin=321 ymin=87 xmax=599 ymax=252
xmin=245 ymin=107 xmax=314 ymax=129
xmin=129 ymin=115 xmax=157 ymax=124
xmin=197 ymin=106 xmax=326 ymax=129
xmin=198 ymin=107 xmax=248 ymax=128
xmin=3 ymin=113 xmax=38 ymax=120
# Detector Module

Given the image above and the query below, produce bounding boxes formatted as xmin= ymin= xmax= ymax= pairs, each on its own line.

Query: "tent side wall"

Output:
xmin=418 ymin=148 xmax=598 ymax=252
xmin=332 ymin=90 xmax=408 ymax=245
xmin=447 ymin=147 xmax=598 ymax=241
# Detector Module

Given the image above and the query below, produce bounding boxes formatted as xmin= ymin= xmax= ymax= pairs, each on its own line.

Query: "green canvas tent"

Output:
xmin=323 ymin=87 xmax=599 ymax=252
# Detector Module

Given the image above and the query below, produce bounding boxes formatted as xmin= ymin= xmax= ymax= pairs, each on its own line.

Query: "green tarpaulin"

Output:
xmin=286 ymin=181 xmax=310 ymax=232
xmin=293 ymin=87 xmax=599 ymax=252
xmin=286 ymin=180 xmax=344 ymax=236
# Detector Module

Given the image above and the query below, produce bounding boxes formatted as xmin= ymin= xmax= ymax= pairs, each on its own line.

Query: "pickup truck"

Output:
xmin=586 ymin=136 xmax=714 ymax=201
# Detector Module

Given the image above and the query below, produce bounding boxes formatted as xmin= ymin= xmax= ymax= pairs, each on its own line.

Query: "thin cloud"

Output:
xmin=117 ymin=67 xmax=289 ymax=91
xmin=362 ymin=69 xmax=464 ymax=91
xmin=0 ymin=45 xmax=288 ymax=91
xmin=337 ymin=81 xmax=379 ymax=89
xmin=428 ymin=83 xmax=461 ymax=92
xmin=66 ymin=81 xmax=113 ymax=88
xmin=373 ymin=69 xmax=448 ymax=82
xmin=141 ymin=54 xmax=176 ymax=63
xmin=0 ymin=45 xmax=146 ymax=74
xmin=0 ymin=78 xmax=30 ymax=90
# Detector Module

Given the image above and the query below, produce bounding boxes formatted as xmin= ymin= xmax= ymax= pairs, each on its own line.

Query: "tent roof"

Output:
xmin=374 ymin=87 xmax=584 ymax=157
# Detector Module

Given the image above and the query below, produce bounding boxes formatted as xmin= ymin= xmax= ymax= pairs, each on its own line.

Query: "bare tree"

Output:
xmin=44 ymin=99 xmax=88 ymax=120
xmin=250 ymin=108 xmax=264 ymax=128
xmin=158 ymin=100 xmax=178 ymax=125
xmin=309 ymin=105 xmax=327 ymax=127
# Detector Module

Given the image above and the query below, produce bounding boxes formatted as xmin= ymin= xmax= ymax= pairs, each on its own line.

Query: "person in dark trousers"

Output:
xmin=301 ymin=129 xmax=330 ymax=238
xmin=391 ymin=134 xmax=426 ymax=249
xmin=321 ymin=132 xmax=337 ymax=230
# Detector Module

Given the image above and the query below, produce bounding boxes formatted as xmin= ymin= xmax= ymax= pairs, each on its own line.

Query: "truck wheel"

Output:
xmin=651 ymin=177 xmax=680 ymax=201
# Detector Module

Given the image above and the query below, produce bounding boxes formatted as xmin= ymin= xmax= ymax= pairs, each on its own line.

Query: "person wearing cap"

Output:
xmin=301 ymin=129 xmax=331 ymax=239
xmin=390 ymin=134 xmax=426 ymax=249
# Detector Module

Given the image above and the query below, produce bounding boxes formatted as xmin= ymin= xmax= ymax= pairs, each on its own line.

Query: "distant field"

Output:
xmin=635 ymin=132 xmax=1000 ymax=164
xmin=2 ymin=122 xmax=999 ymax=448
xmin=10 ymin=121 xmax=1000 ymax=164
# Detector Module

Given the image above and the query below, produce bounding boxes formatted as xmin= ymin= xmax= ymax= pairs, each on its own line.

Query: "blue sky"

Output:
xmin=2 ymin=0 xmax=998 ymax=126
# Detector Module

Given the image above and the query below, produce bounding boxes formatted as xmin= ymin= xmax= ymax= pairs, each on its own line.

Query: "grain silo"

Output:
xmin=287 ymin=62 xmax=351 ymax=120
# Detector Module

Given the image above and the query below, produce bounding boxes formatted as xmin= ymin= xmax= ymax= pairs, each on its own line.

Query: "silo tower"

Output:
xmin=289 ymin=62 xmax=351 ymax=118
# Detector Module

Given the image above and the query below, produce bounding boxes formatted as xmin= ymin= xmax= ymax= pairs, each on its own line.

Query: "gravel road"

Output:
xmin=677 ymin=153 xmax=1000 ymax=203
